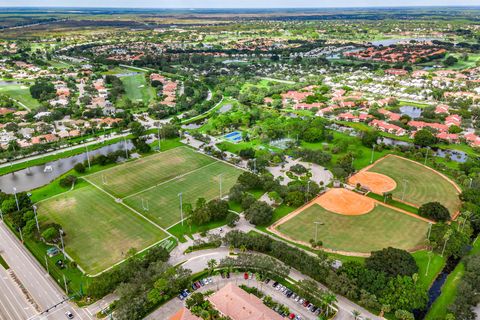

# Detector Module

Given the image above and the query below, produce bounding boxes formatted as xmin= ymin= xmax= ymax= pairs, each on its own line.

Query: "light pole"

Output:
xmin=469 ymin=178 xmax=473 ymax=188
xmin=370 ymin=144 xmax=375 ymax=164
xmin=306 ymin=180 xmax=311 ymax=202
xmin=427 ymin=222 xmax=433 ymax=240
xmin=18 ymin=227 xmax=24 ymax=242
xmin=33 ymin=205 xmax=40 ymax=233
xmin=425 ymin=251 xmax=433 ymax=276
xmin=45 ymin=255 xmax=49 ymax=275
xmin=59 ymin=229 xmax=66 ymax=260
xmin=13 ymin=187 xmax=20 ymax=211
xmin=123 ymin=137 xmax=128 ymax=160
xmin=219 ymin=174 xmax=223 ymax=199
xmin=178 ymin=192 xmax=184 ymax=226
xmin=85 ymin=146 xmax=91 ymax=169
xmin=0 ymin=209 xmax=3 ymax=221
xmin=424 ymin=147 xmax=429 ymax=165
xmin=157 ymin=125 xmax=161 ymax=151
xmin=252 ymin=158 xmax=257 ymax=174
xmin=402 ymin=179 xmax=408 ymax=201
xmin=314 ymin=221 xmax=324 ymax=243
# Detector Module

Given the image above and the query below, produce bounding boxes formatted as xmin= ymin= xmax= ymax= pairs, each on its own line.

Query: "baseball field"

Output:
xmin=271 ymin=188 xmax=430 ymax=254
xmin=349 ymin=155 xmax=461 ymax=215
xmin=38 ymin=146 xmax=243 ymax=275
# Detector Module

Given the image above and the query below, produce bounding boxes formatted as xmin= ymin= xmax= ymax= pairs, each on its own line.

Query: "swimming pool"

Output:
xmin=224 ymin=131 xmax=243 ymax=143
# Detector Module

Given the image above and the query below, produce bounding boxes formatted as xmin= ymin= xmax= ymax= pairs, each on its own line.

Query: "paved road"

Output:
xmin=0 ymin=265 xmax=37 ymax=320
xmin=0 ymin=221 xmax=92 ymax=320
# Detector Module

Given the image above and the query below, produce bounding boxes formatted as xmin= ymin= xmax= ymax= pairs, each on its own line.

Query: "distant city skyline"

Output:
xmin=1 ymin=0 xmax=480 ymax=8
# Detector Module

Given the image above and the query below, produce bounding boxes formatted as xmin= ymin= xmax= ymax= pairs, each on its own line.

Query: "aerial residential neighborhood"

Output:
xmin=0 ymin=2 xmax=479 ymax=320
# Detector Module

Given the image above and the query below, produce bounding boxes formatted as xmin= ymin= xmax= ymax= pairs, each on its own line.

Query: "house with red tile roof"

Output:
xmin=445 ymin=114 xmax=462 ymax=127
xmin=408 ymin=120 xmax=448 ymax=132
xmin=436 ymin=132 xmax=459 ymax=143
xmin=378 ymin=109 xmax=401 ymax=121
xmin=208 ymin=283 xmax=283 ymax=320
xmin=369 ymin=119 xmax=406 ymax=136
xmin=169 ymin=307 xmax=201 ymax=320
xmin=384 ymin=69 xmax=408 ymax=76
xmin=434 ymin=104 xmax=449 ymax=114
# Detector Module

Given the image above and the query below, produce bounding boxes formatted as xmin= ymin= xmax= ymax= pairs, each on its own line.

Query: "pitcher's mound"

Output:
xmin=316 ymin=188 xmax=375 ymax=215
xmin=349 ymin=171 xmax=397 ymax=194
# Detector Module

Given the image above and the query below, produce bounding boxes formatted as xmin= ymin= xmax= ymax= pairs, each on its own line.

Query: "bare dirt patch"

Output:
xmin=348 ymin=171 xmax=397 ymax=194
xmin=315 ymin=188 xmax=375 ymax=216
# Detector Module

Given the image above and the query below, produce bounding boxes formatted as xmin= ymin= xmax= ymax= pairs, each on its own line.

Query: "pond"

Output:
xmin=370 ymin=37 xmax=440 ymax=46
xmin=399 ymin=105 xmax=423 ymax=119
xmin=377 ymin=137 xmax=469 ymax=163
xmin=0 ymin=80 xmax=20 ymax=86
xmin=217 ymin=104 xmax=233 ymax=114
xmin=0 ymin=140 xmax=134 ymax=194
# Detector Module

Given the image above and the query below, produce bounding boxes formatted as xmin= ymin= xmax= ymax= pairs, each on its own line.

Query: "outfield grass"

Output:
xmin=38 ymin=185 xmax=167 ymax=275
xmin=87 ymin=147 xmax=214 ymax=198
xmin=368 ymin=156 xmax=461 ymax=214
xmin=277 ymin=203 xmax=429 ymax=253
xmin=0 ymin=84 xmax=40 ymax=109
xmin=120 ymin=74 xmax=156 ymax=103
xmin=125 ymin=161 xmax=243 ymax=228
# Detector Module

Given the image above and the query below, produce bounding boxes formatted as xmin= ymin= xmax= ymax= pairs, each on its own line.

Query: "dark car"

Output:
xmin=272 ymin=281 xmax=279 ymax=287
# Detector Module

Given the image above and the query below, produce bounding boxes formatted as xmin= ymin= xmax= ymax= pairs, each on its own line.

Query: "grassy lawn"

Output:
xmin=120 ymin=74 xmax=156 ymax=103
xmin=426 ymin=238 xmax=480 ymax=319
xmin=413 ymin=250 xmax=446 ymax=290
xmin=367 ymin=156 xmax=461 ymax=214
xmin=124 ymin=161 xmax=242 ymax=228
xmin=276 ymin=203 xmax=429 ymax=253
xmin=38 ymin=185 xmax=167 ymax=275
xmin=87 ymin=147 xmax=214 ymax=198
xmin=0 ymin=84 xmax=40 ymax=109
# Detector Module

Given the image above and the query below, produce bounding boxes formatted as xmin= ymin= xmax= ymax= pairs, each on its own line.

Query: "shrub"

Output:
xmin=74 ymin=163 xmax=86 ymax=173
xmin=418 ymin=202 xmax=450 ymax=222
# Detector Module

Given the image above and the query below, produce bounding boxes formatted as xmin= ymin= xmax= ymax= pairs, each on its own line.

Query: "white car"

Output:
xmin=65 ymin=311 xmax=74 ymax=319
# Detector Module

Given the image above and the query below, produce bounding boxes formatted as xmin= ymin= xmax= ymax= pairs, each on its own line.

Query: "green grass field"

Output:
xmin=125 ymin=161 xmax=242 ymax=228
xmin=368 ymin=156 xmax=461 ymax=214
xmin=120 ymin=74 xmax=156 ymax=103
xmin=38 ymin=146 xmax=242 ymax=274
xmin=87 ymin=147 xmax=215 ymax=198
xmin=0 ymin=84 xmax=40 ymax=110
xmin=277 ymin=203 xmax=429 ymax=253
xmin=38 ymin=185 xmax=167 ymax=275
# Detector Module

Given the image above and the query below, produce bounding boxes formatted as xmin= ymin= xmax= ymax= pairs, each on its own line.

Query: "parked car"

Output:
xmin=244 ymin=272 xmax=249 ymax=280
xmin=65 ymin=311 xmax=74 ymax=319
xmin=272 ymin=281 xmax=279 ymax=288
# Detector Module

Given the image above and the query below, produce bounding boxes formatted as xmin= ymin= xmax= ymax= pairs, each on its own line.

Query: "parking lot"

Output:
xmin=147 ymin=273 xmax=325 ymax=320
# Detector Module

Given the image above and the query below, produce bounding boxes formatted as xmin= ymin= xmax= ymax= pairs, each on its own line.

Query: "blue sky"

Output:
xmin=1 ymin=0 xmax=479 ymax=8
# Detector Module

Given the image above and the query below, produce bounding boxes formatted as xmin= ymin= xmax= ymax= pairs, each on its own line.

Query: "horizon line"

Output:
xmin=1 ymin=5 xmax=480 ymax=9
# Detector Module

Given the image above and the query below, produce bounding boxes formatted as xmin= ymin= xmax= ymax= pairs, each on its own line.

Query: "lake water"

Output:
xmin=370 ymin=37 xmax=440 ymax=46
xmin=0 ymin=80 xmax=20 ymax=86
xmin=0 ymin=140 xmax=134 ymax=193
xmin=399 ymin=106 xmax=423 ymax=119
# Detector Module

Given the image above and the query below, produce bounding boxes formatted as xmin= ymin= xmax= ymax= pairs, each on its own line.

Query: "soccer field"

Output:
xmin=276 ymin=203 xmax=429 ymax=253
xmin=38 ymin=146 xmax=243 ymax=274
xmin=124 ymin=161 xmax=241 ymax=228
xmin=87 ymin=147 xmax=215 ymax=198
xmin=367 ymin=155 xmax=461 ymax=214
xmin=38 ymin=185 xmax=167 ymax=275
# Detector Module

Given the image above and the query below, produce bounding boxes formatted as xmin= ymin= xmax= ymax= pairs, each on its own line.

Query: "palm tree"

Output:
xmin=441 ymin=229 xmax=453 ymax=257
xmin=240 ymin=244 xmax=247 ymax=253
xmin=352 ymin=310 xmax=361 ymax=320
xmin=207 ymin=259 xmax=217 ymax=275
xmin=321 ymin=292 xmax=337 ymax=316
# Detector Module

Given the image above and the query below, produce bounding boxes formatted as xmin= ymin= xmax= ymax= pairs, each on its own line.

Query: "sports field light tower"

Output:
xmin=178 ymin=192 xmax=184 ymax=226
xmin=314 ymin=221 xmax=324 ymax=243
xmin=85 ymin=145 xmax=91 ymax=169
xmin=13 ymin=187 xmax=20 ymax=211
xmin=219 ymin=173 xmax=223 ymax=199
xmin=32 ymin=205 xmax=40 ymax=232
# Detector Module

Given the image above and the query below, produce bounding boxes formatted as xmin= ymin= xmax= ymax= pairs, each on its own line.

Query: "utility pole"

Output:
xmin=426 ymin=251 xmax=433 ymax=276
xmin=60 ymin=229 xmax=66 ymax=260
xmin=427 ymin=222 xmax=433 ymax=240
xmin=0 ymin=209 xmax=3 ymax=220
xmin=85 ymin=146 xmax=91 ymax=169
xmin=33 ymin=205 xmax=40 ymax=233
xmin=178 ymin=193 xmax=184 ymax=226
xmin=13 ymin=187 xmax=20 ymax=211
xmin=18 ymin=227 xmax=23 ymax=242
xmin=253 ymin=158 xmax=257 ymax=174
xmin=63 ymin=274 xmax=69 ymax=295
xmin=306 ymin=180 xmax=311 ymax=202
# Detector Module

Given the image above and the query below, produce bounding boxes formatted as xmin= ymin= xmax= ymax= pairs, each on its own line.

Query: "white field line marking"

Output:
xmin=87 ymin=236 xmax=175 ymax=277
xmin=83 ymin=176 xmax=173 ymax=236
xmin=82 ymin=145 xmax=191 ymax=179
xmin=122 ymin=160 xmax=219 ymax=200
